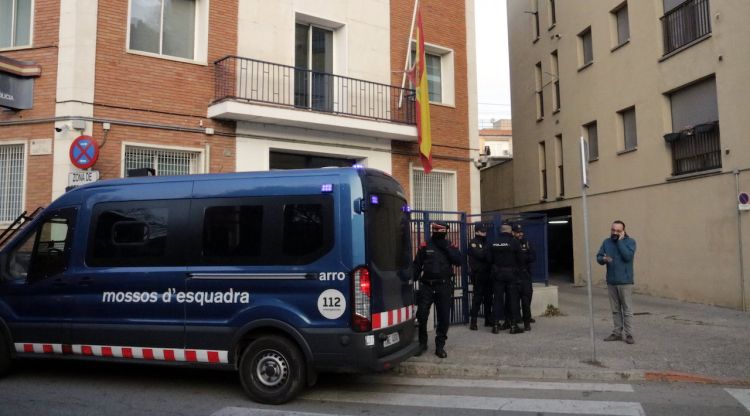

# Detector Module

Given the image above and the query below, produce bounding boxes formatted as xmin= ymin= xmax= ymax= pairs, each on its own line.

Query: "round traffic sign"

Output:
xmin=69 ymin=135 xmax=99 ymax=169
xmin=739 ymin=192 xmax=750 ymax=205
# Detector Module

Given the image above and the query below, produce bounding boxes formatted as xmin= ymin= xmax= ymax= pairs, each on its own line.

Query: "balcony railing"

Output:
xmin=666 ymin=121 xmax=720 ymax=176
xmin=214 ymin=56 xmax=416 ymax=125
xmin=661 ymin=0 xmax=711 ymax=55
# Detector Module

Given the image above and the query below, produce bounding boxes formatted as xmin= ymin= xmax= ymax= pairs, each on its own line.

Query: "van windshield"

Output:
xmin=366 ymin=193 xmax=410 ymax=271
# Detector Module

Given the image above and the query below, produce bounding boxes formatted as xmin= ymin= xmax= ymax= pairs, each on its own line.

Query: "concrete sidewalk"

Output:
xmin=396 ymin=281 xmax=750 ymax=385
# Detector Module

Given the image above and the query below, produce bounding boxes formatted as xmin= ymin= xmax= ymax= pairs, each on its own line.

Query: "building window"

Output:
xmin=551 ymin=51 xmax=560 ymax=112
xmin=539 ymin=141 xmax=547 ymax=200
xmin=128 ymin=0 xmax=207 ymax=61
xmin=270 ymin=151 xmax=356 ymax=170
xmin=0 ymin=0 xmax=32 ymax=49
xmin=531 ymin=0 xmax=540 ymax=40
xmin=0 ymin=143 xmax=25 ymax=223
xmin=548 ymin=0 xmax=557 ymax=28
xmin=295 ymin=23 xmax=334 ymax=111
xmin=612 ymin=2 xmax=630 ymax=47
xmin=661 ymin=0 xmax=711 ymax=55
xmin=535 ymin=62 xmax=544 ymax=119
xmin=619 ymin=107 xmax=638 ymax=151
xmin=584 ymin=121 xmax=599 ymax=161
xmin=411 ymin=169 xmax=457 ymax=215
xmin=123 ymin=145 xmax=202 ymax=177
xmin=410 ymin=45 xmax=455 ymax=105
xmin=578 ymin=27 xmax=593 ymax=68
xmin=666 ymin=76 xmax=720 ymax=175
xmin=555 ymin=135 xmax=564 ymax=197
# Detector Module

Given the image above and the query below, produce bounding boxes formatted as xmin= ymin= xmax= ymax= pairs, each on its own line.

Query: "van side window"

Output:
xmin=282 ymin=204 xmax=324 ymax=257
xmin=202 ymin=205 xmax=263 ymax=264
xmin=5 ymin=208 xmax=76 ymax=281
xmin=87 ymin=201 xmax=187 ymax=267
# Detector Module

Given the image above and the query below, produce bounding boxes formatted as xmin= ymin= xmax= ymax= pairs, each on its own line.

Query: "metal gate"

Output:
xmin=409 ymin=210 xmax=548 ymax=326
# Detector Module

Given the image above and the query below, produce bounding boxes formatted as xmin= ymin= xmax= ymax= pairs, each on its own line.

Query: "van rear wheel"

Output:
xmin=239 ymin=335 xmax=305 ymax=404
xmin=0 ymin=331 xmax=11 ymax=377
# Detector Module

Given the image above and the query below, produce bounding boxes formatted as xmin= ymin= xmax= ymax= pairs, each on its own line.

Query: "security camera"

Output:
xmin=55 ymin=124 xmax=70 ymax=133
xmin=54 ymin=126 xmax=63 ymax=133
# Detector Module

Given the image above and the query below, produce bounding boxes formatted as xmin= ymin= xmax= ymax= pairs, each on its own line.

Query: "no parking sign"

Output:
xmin=69 ymin=135 xmax=99 ymax=169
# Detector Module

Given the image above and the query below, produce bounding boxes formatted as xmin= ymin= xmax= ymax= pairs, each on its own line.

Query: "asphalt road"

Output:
xmin=0 ymin=359 xmax=748 ymax=416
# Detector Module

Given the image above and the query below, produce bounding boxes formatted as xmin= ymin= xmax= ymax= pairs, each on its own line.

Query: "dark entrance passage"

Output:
xmin=540 ymin=207 xmax=573 ymax=283
xmin=269 ymin=151 xmax=357 ymax=170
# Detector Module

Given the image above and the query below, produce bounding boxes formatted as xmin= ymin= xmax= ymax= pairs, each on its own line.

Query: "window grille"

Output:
xmin=124 ymin=146 xmax=201 ymax=177
xmin=0 ymin=143 xmax=25 ymax=223
xmin=411 ymin=169 xmax=456 ymax=217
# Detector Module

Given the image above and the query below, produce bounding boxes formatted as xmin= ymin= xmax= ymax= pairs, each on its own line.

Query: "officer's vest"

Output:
xmin=422 ymin=243 xmax=453 ymax=280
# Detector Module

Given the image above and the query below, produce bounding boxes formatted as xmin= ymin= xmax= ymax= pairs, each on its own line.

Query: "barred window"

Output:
xmin=411 ymin=169 xmax=456 ymax=216
xmin=0 ymin=143 xmax=25 ymax=223
xmin=124 ymin=145 xmax=201 ymax=177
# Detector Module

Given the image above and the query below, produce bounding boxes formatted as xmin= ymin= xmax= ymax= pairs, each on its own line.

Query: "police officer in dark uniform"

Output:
xmin=489 ymin=222 xmax=524 ymax=334
xmin=413 ymin=221 xmax=462 ymax=358
xmin=513 ymin=224 xmax=536 ymax=331
xmin=468 ymin=224 xmax=492 ymax=330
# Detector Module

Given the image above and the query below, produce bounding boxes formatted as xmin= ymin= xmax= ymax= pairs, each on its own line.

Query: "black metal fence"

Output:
xmin=661 ymin=0 xmax=711 ymax=55
xmin=214 ymin=56 xmax=416 ymax=125
xmin=670 ymin=122 xmax=721 ymax=176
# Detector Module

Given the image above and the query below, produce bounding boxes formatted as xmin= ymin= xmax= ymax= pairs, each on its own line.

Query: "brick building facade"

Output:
xmin=0 ymin=0 xmax=478 ymax=224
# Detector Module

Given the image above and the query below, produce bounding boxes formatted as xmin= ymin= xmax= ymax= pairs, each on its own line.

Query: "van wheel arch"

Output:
xmin=232 ymin=320 xmax=317 ymax=387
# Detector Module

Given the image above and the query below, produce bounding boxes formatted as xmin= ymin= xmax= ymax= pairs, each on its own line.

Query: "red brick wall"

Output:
xmin=390 ymin=0 xmax=472 ymax=213
xmin=91 ymin=0 xmax=238 ymax=179
xmin=0 ymin=0 xmax=61 ymax=212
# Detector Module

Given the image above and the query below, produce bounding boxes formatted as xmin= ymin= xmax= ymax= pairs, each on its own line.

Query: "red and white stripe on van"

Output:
xmin=15 ymin=343 xmax=229 ymax=364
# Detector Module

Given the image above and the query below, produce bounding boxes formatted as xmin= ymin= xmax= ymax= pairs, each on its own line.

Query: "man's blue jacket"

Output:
xmin=596 ymin=236 xmax=636 ymax=285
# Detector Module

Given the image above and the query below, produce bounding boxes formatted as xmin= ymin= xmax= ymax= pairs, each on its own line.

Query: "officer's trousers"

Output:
xmin=469 ymin=271 xmax=493 ymax=324
xmin=492 ymin=273 xmax=520 ymax=324
xmin=417 ymin=280 xmax=453 ymax=349
xmin=519 ymin=279 xmax=533 ymax=324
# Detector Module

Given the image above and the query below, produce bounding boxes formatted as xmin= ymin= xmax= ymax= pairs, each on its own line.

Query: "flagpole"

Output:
xmin=398 ymin=0 xmax=420 ymax=108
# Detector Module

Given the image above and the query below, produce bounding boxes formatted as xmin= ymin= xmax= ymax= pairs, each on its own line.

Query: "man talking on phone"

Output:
xmin=596 ymin=220 xmax=637 ymax=345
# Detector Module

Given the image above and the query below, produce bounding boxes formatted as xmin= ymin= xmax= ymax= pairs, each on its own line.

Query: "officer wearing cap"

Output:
xmin=513 ymin=223 xmax=536 ymax=331
xmin=413 ymin=221 xmax=462 ymax=358
xmin=468 ymin=224 xmax=492 ymax=330
xmin=489 ymin=222 xmax=524 ymax=334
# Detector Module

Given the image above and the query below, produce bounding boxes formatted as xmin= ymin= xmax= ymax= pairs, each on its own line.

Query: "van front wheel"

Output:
xmin=239 ymin=335 xmax=306 ymax=404
xmin=0 ymin=331 xmax=11 ymax=377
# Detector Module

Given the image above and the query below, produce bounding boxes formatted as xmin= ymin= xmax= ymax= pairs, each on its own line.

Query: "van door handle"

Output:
xmin=78 ymin=277 xmax=94 ymax=286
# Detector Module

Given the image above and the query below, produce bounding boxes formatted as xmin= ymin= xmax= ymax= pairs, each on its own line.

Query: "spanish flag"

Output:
xmin=408 ymin=6 xmax=433 ymax=174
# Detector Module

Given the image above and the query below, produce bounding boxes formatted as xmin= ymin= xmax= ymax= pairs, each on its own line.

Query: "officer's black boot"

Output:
xmin=510 ymin=324 xmax=524 ymax=334
xmin=435 ymin=347 xmax=447 ymax=358
xmin=469 ymin=318 xmax=478 ymax=331
xmin=523 ymin=321 xmax=531 ymax=331
xmin=491 ymin=324 xmax=500 ymax=334
xmin=415 ymin=343 xmax=428 ymax=356
xmin=499 ymin=321 xmax=511 ymax=331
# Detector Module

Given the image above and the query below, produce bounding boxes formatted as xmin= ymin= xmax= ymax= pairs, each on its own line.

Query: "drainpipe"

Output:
xmin=735 ymin=169 xmax=747 ymax=312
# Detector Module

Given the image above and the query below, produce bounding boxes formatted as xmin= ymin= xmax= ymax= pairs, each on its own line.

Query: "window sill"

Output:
xmin=0 ymin=44 xmax=34 ymax=52
xmin=659 ymin=33 xmax=712 ymax=63
xmin=536 ymin=117 xmax=544 ymax=123
xmin=577 ymin=61 xmax=594 ymax=72
xmin=588 ymin=157 xmax=599 ymax=163
xmin=533 ymin=37 xmax=540 ymax=44
xmin=429 ymin=101 xmax=456 ymax=109
xmin=666 ymin=168 xmax=722 ymax=182
xmin=539 ymin=198 xmax=548 ymax=203
xmin=617 ymin=147 xmax=637 ymax=156
xmin=552 ymin=108 xmax=560 ymax=115
xmin=611 ymin=39 xmax=630 ymax=53
xmin=556 ymin=196 xmax=565 ymax=201
xmin=548 ymin=24 xmax=557 ymax=32
xmin=126 ymin=49 xmax=207 ymax=66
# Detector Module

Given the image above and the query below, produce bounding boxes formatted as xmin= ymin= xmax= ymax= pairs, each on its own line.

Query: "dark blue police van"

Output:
xmin=0 ymin=167 xmax=418 ymax=404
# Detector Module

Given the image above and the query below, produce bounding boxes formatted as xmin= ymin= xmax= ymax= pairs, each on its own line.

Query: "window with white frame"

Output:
xmin=410 ymin=44 xmax=455 ymax=106
xmin=0 ymin=0 xmax=32 ymax=49
xmin=0 ymin=143 xmax=25 ymax=223
xmin=123 ymin=145 xmax=201 ymax=177
xmin=128 ymin=0 xmax=207 ymax=61
xmin=411 ymin=169 xmax=456 ymax=214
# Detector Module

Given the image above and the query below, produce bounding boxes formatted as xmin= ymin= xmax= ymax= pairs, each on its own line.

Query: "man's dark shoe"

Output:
xmin=624 ymin=335 xmax=635 ymax=345
xmin=415 ymin=344 xmax=428 ymax=356
xmin=509 ymin=325 xmax=524 ymax=334
xmin=491 ymin=325 xmax=500 ymax=334
xmin=499 ymin=321 xmax=511 ymax=331
xmin=469 ymin=322 xmax=478 ymax=331
xmin=603 ymin=334 xmax=622 ymax=342
xmin=529 ymin=318 xmax=536 ymax=323
xmin=435 ymin=348 xmax=447 ymax=358
xmin=523 ymin=323 xmax=531 ymax=331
